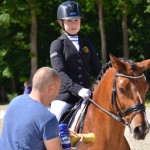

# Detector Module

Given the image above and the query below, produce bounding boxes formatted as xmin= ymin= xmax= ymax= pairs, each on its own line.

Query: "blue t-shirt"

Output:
xmin=0 ymin=94 xmax=59 ymax=150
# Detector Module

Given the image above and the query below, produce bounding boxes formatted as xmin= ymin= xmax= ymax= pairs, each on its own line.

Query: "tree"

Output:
xmin=1 ymin=0 xmax=150 ymax=103
xmin=0 ymin=0 xmax=32 ymax=102
xmin=27 ymin=0 xmax=38 ymax=80
xmin=113 ymin=0 xmax=132 ymax=58
xmin=96 ymin=0 xmax=107 ymax=63
xmin=79 ymin=0 xmax=107 ymax=63
xmin=121 ymin=1 xmax=129 ymax=58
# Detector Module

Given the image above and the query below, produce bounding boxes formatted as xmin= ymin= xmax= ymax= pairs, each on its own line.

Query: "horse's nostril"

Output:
xmin=133 ymin=126 xmax=147 ymax=140
xmin=134 ymin=126 xmax=143 ymax=135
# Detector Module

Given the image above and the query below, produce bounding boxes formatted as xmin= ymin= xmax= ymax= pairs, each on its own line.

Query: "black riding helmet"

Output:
xmin=57 ymin=1 xmax=83 ymax=19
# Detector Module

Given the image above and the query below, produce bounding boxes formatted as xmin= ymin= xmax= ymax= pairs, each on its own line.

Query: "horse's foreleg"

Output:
xmin=120 ymin=136 xmax=130 ymax=150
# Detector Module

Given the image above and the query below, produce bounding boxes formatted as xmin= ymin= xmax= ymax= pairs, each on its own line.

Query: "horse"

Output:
xmin=76 ymin=54 xmax=150 ymax=150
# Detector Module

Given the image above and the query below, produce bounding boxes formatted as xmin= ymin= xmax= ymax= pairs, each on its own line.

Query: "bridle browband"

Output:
xmin=115 ymin=73 xmax=144 ymax=79
xmin=86 ymin=73 xmax=146 ymax=127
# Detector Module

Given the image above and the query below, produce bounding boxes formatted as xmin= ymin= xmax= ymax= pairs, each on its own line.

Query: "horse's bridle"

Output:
xmin=86 ymin=72 xmax=146 ymax=127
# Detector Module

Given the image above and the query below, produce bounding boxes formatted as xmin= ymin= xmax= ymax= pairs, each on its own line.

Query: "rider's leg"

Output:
xmin=49 ymin=100 xmax=73 ymax=121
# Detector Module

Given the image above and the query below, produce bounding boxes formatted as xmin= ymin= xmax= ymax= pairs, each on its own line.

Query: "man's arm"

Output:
xmin=44 ymin=137 xmax=62 ymax=150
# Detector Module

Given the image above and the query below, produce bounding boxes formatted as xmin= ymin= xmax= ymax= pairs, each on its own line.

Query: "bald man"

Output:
xmin=0 ymin=67 xmax=62 ymax=150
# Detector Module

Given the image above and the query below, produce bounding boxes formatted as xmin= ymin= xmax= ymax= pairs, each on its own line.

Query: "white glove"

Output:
xmin=78 ymin=88 xmax=91 ymax=99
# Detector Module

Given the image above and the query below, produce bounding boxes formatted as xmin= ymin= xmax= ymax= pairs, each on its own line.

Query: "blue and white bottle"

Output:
xmin=59 ymin=122 xmax=71 ymax=149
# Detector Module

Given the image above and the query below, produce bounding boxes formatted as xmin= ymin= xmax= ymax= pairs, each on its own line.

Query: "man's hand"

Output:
xmin=69 ymin=129 xmax=95 ymax=148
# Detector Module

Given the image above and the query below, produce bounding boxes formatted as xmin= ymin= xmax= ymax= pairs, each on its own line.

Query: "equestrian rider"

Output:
xmin=50 ymin=0 xmax=101 ymax=121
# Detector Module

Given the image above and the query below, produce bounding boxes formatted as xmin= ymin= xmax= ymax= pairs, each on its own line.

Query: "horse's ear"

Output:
xmin=110 ymin=54 xmax=126 ymax=72
xmin=136 ymin=59 xmax=150 ymax=72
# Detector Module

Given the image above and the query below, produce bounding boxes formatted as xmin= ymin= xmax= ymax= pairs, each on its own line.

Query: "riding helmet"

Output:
xmin=57 ymin=1 xmax=83 ymax=19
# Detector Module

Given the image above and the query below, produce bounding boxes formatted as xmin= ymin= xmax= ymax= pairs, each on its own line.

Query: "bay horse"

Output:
xmin=76 ymin=54 xmax=150 ymax=150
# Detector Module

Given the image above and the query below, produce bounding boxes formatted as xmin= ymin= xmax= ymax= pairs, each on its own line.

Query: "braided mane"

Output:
xmin=91 ymin=61 xmax=112 ymax=91
xmin=97 ymin=61 xmax=112 ymax=81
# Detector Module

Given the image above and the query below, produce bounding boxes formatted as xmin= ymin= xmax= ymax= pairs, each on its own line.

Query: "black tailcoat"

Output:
xmin=50 ymin=33 xmax=101 ymax=104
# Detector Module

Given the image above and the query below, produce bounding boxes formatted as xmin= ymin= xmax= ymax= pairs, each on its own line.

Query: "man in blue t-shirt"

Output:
xmin=0 ymin=67 xmax=62 ymax=150
xmin=23 ymin=81 xmax=32 ymax=94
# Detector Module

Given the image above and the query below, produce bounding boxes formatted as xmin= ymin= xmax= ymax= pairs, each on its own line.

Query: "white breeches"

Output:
xmin=49 ymin=100 xmax=73 ymax=121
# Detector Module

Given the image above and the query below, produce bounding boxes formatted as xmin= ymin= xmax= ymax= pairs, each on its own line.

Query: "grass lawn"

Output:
xmin=146 ymin=92 xmax=150 ymax=107
xmin=146 ymin=100 xmax=150 ymax=107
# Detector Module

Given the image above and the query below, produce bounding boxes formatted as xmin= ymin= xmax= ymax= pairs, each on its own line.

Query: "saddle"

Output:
xmin=59 ymin=99 xmax=90 ymax=133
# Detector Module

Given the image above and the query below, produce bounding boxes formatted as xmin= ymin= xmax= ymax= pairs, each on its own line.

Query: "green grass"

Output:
xmin=145 ymin=92 xmax=150 ymax=107
xmin=146 ymin=100 xmax=150 ymax=107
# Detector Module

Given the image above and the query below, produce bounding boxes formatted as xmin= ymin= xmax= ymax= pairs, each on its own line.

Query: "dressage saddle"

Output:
xmin=59 ymin=100 xmax=90 ymax=133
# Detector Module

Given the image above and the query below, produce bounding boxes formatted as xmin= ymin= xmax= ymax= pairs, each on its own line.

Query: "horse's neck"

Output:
xmin=83 ymin=104 xmax=125 ymax=150
xmin=82 ymin=68 xmax=126 ymax=149
xmin=93 ymin=68 xmax=114 ymax=108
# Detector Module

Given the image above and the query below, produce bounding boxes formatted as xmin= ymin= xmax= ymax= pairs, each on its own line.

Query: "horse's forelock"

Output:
xmin=119 ymin=58 xmax=137 ymax=72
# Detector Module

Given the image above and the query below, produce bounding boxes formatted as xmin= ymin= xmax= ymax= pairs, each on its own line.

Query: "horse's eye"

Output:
xmin=119 ymin=87 xmax=125 ymax=93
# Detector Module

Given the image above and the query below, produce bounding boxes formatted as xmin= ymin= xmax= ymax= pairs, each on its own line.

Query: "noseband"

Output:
xmin=87 ymin=73 xmax=145 ymax=127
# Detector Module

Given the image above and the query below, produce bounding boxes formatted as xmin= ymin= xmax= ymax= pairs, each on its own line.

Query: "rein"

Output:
xmin=87 ymin=73 xmax=145 ymax=126
xmin=86 ymin=97 xmax=125 ymax=123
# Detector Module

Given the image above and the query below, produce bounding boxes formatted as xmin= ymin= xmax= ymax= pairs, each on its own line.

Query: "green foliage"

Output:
xmin=0 ymin=13 xmax=10 ymax=27
xmin=0 ymin=0 xmax=150 ymax=102
xmin=7 ymin=92 xmax=18 ymax=102
xmin=145 ymin=0 xmax=150 ymax=13
xmin=2 ymin=67 xmax=12 ymax=78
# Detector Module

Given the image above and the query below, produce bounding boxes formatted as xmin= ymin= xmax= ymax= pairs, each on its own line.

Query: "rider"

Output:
xmin=50 ymin=0 xmax=101 ymax=121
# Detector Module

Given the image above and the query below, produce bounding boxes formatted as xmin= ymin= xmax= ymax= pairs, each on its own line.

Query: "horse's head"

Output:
xmin=110 ymin=54 xmax=150 ymax=140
